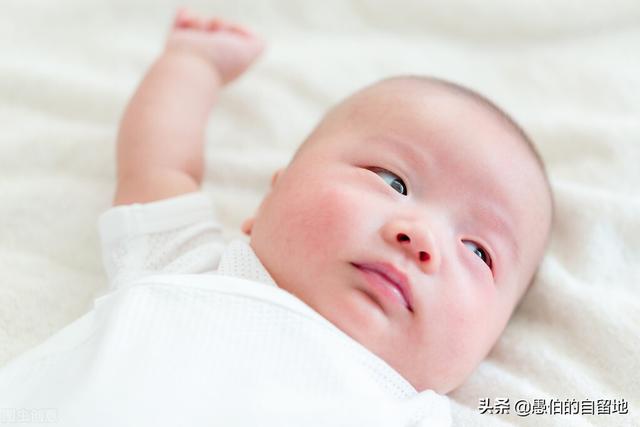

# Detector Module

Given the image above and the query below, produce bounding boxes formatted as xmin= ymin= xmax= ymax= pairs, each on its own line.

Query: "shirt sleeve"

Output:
xmin=97 ymin=191 xmax=226 ymax=291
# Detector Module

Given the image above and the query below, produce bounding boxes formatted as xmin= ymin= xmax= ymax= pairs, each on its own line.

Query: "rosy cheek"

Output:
xmin=425 ymin=271 xmax=495 ymax=330
xmin=294 ymin=184 xmax=363 ymax=246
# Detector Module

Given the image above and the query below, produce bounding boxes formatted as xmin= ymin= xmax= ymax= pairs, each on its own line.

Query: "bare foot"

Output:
xmin=165 ymin=8 xmax=265 ymax=84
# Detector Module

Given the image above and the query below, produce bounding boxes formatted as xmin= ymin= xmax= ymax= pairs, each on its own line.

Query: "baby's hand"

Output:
xmin=165 ymin=8 xmax=265 ymax=85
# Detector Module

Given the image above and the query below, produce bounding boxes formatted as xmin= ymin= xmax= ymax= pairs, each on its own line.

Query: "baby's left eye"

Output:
xmin=463 ymin=240 xmax=492 ymax=269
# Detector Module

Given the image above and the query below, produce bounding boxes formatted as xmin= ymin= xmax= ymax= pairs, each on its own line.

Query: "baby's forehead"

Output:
xmin=357 ymin=77 xmax=523 ymax=136
xmin=348 ymin=77 xmax=546 ymax=180
xmin=352 ymin=78 xmax=552 ymax=234
xmin=311 ymin=76 xmax=551 ymax=210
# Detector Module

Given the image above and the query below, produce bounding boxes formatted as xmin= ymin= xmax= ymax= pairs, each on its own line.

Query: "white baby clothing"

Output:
xmin=0 ymin=191 xmax=451 ymax=426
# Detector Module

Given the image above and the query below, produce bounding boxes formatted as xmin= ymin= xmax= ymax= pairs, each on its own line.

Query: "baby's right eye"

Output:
xmin=368 ymin=167 xmax=408 ymax=196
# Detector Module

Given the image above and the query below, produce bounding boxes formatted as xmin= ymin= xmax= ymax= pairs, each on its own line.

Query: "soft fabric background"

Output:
xmin=1 ymin=0 xmax=638 ymax=425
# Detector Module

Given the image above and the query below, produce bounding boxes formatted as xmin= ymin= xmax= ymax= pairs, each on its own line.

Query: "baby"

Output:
xmin=0 ymin=8 xmax=553 ymax=425
xmin=229 ymin=22 xmax=551 ymax=395
xmin=241 ymin=76 xmax=554 ymax=397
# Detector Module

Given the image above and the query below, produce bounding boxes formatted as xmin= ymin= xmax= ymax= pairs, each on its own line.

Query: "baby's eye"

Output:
xmin=463 ymin=240 xmax=492 ymax=269
xmin=369 ymin=167 xmax=407 ymax=196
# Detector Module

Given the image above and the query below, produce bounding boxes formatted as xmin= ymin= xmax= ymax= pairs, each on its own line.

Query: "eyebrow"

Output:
xmin=368 ymin=135 xmax=432 ymax=177
xmin=472 ymin=200 xmax=520 ymax=264
xmin=369 ymin=136 xmax=520 ymax=263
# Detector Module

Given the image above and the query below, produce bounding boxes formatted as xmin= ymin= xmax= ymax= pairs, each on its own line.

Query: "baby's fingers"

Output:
xmin=222 ymin=22 xmax=256 ymax=37
xmin=204 ymin=18 xmax=256 ymax=38
xmin=174 ymin=7 xmax=206 ymax=30
xmin=205 ymin=18 xmax=223 ymax=32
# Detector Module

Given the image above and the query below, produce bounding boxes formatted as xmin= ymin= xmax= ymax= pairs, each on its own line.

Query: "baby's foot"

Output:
xmin=165 ymin=8 xmax=265 ymax=84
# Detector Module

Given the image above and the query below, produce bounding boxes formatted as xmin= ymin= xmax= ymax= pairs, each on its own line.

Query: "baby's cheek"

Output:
xmin=418 ymin=282 xmax=492 ymax=343
xmin=445 ymin=285 xmax=499 ymax=356
xmin=291 ymin=184 xmax=366 ymax=249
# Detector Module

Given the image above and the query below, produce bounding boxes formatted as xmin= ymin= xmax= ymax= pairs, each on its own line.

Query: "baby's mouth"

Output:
xmin=351 ymin=262 xmax=413 ymax=312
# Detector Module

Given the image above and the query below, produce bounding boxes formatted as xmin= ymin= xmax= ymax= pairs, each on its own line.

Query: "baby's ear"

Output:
xmin=271 ymin=168 xmax=284 ymax=187
xmin=241 ymin=217 xmax=254 ymax=236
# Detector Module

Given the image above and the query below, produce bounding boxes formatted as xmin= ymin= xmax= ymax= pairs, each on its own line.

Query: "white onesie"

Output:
xmin=0 ymin=191 xmax=451 ymax=426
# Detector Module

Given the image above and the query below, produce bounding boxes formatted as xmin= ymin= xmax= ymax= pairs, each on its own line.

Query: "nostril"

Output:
xmin=397 ymin=233 xmax=410 ymax=242
xmin=419 ymin=251 xmax=430 ymax=262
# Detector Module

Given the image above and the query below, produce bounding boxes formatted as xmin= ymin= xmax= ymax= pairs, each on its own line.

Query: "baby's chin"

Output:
xmin=403 ymin=368 xmax=466 ymax=395
xmin=384 ymin=339 xmax=491 ymax=395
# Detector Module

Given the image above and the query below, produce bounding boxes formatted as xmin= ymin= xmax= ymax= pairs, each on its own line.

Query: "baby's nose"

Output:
xmin=384 ymin=221 xmax=441 ymax=274
xmin=397 ymin=233 xmax=431 ymax=262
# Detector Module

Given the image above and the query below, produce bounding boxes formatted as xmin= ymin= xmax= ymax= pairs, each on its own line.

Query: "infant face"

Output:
xmin=242 ymin=78 xmax=552 ymax=394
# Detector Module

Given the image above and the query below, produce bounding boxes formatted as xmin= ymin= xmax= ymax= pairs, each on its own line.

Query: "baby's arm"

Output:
xmin=113 ymin=9 xmax=264 ymax=206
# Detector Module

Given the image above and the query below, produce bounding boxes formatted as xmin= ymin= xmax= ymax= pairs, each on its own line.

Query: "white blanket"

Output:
xmin=1 ymin=0 xmax=638 ymax=425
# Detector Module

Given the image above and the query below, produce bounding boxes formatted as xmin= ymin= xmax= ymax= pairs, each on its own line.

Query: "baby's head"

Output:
xmin=241 ymin=76 xmax=553 ymax=394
